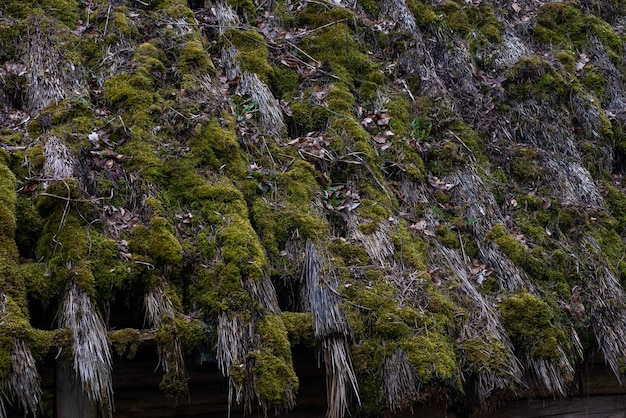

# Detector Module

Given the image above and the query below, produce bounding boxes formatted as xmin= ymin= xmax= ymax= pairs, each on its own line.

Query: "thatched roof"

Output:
xmin=3 ymin=0 xmax=626 ymax=416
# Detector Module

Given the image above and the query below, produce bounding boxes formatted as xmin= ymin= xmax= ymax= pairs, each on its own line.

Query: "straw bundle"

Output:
xmin=144 ymin=283 xmax=188 ymax=396
xmin=214 ymin=0 xmax=285 ymax=138
xmin=349 ymin=218 xmax=394 ymax=267
xmin=243 ymin=273 xmax=280 ymax=315
xmin=450 ymin=169 xmax=527 ymax=292
xmin=0 ymin=295 xmax=42 ymax=418
xmin=525 ymin=350 xmax=573 ymax=396
xmin=446 ymin=169 xmax=575 ymax=395
xmin=1 ymin=339 xmax=42 ymax=416
xmin=43 ymin=136 xmax=76 ymax=182
xmin=300 ymin=240 xmax=359 ymax=418
xmin=435 ymin=244 xmax=523 ymax=402
xmin=543 ymin=158 xmax=604 ymax=207
xmin=381 ymin=0 xmax=417 ymax=33
xmin=240 ymin=72 xmax=285 ymax=137
xmin=322 ymin=338 xmax=360 ymax=418
xmin=300 ymin=240 xmax=351 ymax=338
xmin=382 ymin=347 xmax=419 ymax=412
xmin=581 ymin=236 xmax=626 ymax=382
xmin=22 ymin=18 xmax=87 ymax=113
xmin=59 ymin=282 xmax=113 ymax=414
xmin=216 ymin=311 xmax=254 ymax=406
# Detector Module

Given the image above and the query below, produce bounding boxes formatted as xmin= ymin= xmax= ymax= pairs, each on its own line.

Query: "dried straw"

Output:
xmin=144 ymin=283 xmax=188 ymax=394
xmin=299 ymin=240 xmax=359 ymax=418
xmin=59 ymin=282 xmax=113 ymax=415
xmin=0 ymin=295 xmax=42 ymax=418
xmin=243 ymin=273 xmax=280 ymax=315
xmin=240 ymin=73 xmax=285 ymax=137
xmin=581 ymin=236 xmax=626 ymax=383
xmin=22 ymin=18 xmax=87 ymax=114
xmin=382 ymin=347 xmax=419 ymax=412
xmin=435 ymin=243 xmax=523 ymax=402
xmin=43 ymin=136 xmax=76 ymax=182
xmin=348 ymin=217 xmax=394 ymax=267
xmin=322 ymin=338 xmax=360 ymax=418
xmin=449 ymin=169 xmax=527 ymax=292
xmin=446 ymin=169 xmax=575 ymax=395
xmin=300 ymin=240 xmax=351 ymax=338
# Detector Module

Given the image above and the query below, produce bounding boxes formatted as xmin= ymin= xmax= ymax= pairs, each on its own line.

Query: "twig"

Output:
xmin=103 ymin=4 xmax=112 ymax=38
xmin=40 ymin=188 xmax=113 ymax=203
xmin=458 ymin=229 xmax=468 ymax=264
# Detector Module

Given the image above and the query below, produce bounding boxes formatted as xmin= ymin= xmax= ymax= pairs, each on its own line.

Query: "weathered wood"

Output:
xmin=56 ymin=360 xmax=97 ymax=418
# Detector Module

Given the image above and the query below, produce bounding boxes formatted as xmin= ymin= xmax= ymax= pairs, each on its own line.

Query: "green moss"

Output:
xmin=224 ymin=29 xmax=272 ymax=83
xmin=280 ymin=312 xmax=315 ymax=346
xmin=109 ymin=328 xmax=142 ymax=359
xmin=508 ymin=146 xmax=544 ymax=182
xmin=500 ymin=291 xmax=565 ymax=359
xmin=357 ymin=0 xmax=381 ymax=18
xmin=407 ymin=0 xmax=439 ymax=27
xmin=270 ymin=65 xmax=300 ymax=99
xmin=129 ymin=217 xmax=183 ymax=268
xmin=329 ymin=239 xmax=371 ymax=265
xmin=227 ymin=0 xmax=256 ymax=20
xmin=534 ymin=3 xmax=623 ymax=63
xmin=188 ymin=117 xmax=246 ymax=177
xmin=461 ymin=336 xmax=509 ymax=377
xmin=253 ymin=314 xmax=299 ymax=406
xmin=299 ymin=21 xmax=375 ymax=88
xmin=400 ymin=332 xmax=457 ymax=382
xmin=392 ymin=219 xmax=428 ymax=270
xmin=252 ymin=160 xmax=327 ymax=261
xmin=178 ymin=40 xmax=214 ymax=73
xmin=505 ymin=57 xmax=569 ymax=102
xmin=351 ymin=339 xmax=387 ymax=414
xmin=155 ymin=315 xmax=188 ymax=397
xmin=440 ymin=1 xmax=471 ymax=36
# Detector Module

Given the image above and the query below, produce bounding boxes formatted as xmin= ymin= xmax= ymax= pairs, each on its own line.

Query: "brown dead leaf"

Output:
xmin=428 ymin=175 xmax=455 ymax=191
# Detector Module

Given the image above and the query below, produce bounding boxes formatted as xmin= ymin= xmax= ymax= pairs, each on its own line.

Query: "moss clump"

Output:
xmin=505 ymin=57 xmax=569 ymax=102
xmin=461 ymin=335 xmax=511 ymax=381
xmin=253 ymin=315 xmax=299 ymax=406
xmin=129 ymin=217 xmax=183 ymax=268
xmin=508 ymin=146 xmax=544 ymax=183
xmin=223 ymin=29 xmax=272 ymax=83
xmin=329 ymin=239 xmax=371 ymax=265
xmin=407 ymin=0 xmax=438 ymax=27
xmin=109 ymin=328 xmax=142 ymax=359
xmin=252 ymin=160 xmax=328 ymax=262
xmin=188 ymin=117 xmax=246 ymax=177
xmin=280 ymin=312 xmax=315 ymax=346
xmin=534 ymin=2 xmax=623 ymax=62
xmin=439 ymin=1 xmax=471 ymax=36
xmin=500 ymin=291 xmax=565 ymax=359
xmin=400 ymin=332 xmax=457 ymax=382
xmin=299 ymin=22 xmax=376 ymax=88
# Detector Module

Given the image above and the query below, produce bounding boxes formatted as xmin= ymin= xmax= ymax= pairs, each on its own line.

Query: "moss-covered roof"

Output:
xmin=2 ymin=0 xmax=626 ymax=416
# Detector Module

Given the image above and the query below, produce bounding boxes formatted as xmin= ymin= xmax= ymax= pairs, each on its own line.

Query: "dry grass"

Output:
xmin=322 ymin=338 xmax=360 ymax=418
xmin=59 ymin=282 xmax=113 ymax=415
xmin=582 ymin=236 xmax=626 ymax=383
xmin=299 ymin=240 xmax=359 ymax=418
xmin=240 ymin=73 xmax=285 ymax=137
xmin=144 ymin=283 xmax=188 ymax=394
xmin=43 ymin=136 xmax=76 ymax=182
xmin=22 ymin=18 xmax=87 ymax=113
xmin=383 ymin=347 xmax=419 ymax=412
xmin=348 ymin=217 xmax=394 ymax=267
xmin=0 ymin=295 xmax=42 ymax=418
xmin=436 ymin=243 xmax=523 ymax=402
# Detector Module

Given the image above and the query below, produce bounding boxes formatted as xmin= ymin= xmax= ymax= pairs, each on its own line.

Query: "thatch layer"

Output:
xmin=5 ymin=0 xmax=626 ymax=416
xmin=59 ymin=281 xmax=113 ymax=413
